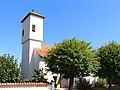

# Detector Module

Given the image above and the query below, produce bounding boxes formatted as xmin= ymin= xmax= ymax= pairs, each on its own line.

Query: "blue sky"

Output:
xmin=0 ymin=0 xmax=120 ymax=63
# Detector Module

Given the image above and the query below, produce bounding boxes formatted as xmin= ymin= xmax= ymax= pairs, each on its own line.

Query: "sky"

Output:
xmin=0 ymin=0 xmax=120 ymax=63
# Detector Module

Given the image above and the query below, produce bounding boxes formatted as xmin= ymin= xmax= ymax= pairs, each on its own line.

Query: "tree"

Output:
xmin=32 ymin=69 xmax=47 ymax=82
xmin=97 ymin=41 xmax=120 ymax=90
xmin=45 ymin=38 xmax=100 ymax=90
xmin=0 ymin=54 xmax=22 ymax=83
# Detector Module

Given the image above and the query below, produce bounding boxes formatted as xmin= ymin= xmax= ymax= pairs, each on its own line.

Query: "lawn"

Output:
xmin=93 ymin=86 xmax=120 ymax=90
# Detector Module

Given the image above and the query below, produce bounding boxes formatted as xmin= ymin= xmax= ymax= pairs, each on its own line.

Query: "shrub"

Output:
xmin=96 ymin=78 xmax=107 ymax=87
xmin=23 ymin=79 xmax=30 ymax=82
xmin=31 ymin=69 xmax=47 ymax=82
xmin=75 ymin=77 xmax=91 ymax=90
xmin=112 ymin=77 xmax=120 ymax=85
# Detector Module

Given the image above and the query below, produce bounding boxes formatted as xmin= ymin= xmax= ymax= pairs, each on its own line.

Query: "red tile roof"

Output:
xmin=35 ymin=44 xmax=54 ymax=57
xmin=0 ymin=82 xmax=49 ymax=87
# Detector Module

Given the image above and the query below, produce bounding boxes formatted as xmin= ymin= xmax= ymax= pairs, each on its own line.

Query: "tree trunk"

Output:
xmin=108 ymin=77 xmax=112 ymax=90
xmin=68 ymin=77 xmax=74 ymax=90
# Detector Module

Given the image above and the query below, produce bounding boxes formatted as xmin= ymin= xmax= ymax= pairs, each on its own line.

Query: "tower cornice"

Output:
xmin=21 ymin=12 xmax=45 ymax=23
xmin=21 ymin=38 xmax=42 ymax=44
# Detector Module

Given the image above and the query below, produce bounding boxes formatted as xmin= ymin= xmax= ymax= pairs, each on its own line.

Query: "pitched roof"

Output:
xmin=21 ymin=11 xmax=45 ymax=23
xmin=35 ymin=44 xmax=54 ymax=57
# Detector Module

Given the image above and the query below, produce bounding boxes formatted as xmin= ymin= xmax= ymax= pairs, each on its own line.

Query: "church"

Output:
xmin=21 ymin=11 xmax=96 ymax=89
xmin=21 ymin=11 xmax=69 ymax=88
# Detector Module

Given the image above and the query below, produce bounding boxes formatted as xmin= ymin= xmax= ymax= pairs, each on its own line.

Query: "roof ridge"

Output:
xmin=41 ymin=44 xmax=54 ymax=47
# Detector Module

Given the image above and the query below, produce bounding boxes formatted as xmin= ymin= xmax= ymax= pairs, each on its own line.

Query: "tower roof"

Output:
xmin=21 ymin=11 xmax=45 ymax=23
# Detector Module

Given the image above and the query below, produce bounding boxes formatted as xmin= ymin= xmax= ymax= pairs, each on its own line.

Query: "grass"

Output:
xmin=92 ymin=86 xmax=120 ymax=90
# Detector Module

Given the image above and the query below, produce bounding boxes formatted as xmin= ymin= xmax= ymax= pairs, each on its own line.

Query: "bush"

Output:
xmin=31 ymin=69 xmax=47 ymax=82
xmin=112 ymin=77 xmax=120 ymax=85
xmin=0 ymin=54 xmax=22 ymax=83
xmin=75 ymin=77 xmax=91 ymax=90
xmin=22 ymin=79 xmax=31 ymax=82
xmin=96 ymin=78 xmax=107 ymax=87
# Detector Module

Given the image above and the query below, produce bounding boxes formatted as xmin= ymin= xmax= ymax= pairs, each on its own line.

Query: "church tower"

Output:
xmin=21 ymin=11 xmax=45 ymax=79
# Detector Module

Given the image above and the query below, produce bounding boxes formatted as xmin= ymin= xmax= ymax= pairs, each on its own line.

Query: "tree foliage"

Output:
xmin=45 ymin=38 xmax=100 ymax=89
xmin=32 ymin=69 xmax=47 ymax=82
xmin=97 ymin=41 xmax=120 ymax=90
xmin=75 ymin=77 xmax=91 ymax=90
xmin=0 ymin=54 xmax=21 ymax=83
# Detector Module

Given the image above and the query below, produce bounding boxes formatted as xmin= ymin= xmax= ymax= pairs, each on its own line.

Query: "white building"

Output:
xmin=21 ymin=11 xmax=55 ymax=82
xmin=21 ymin=11 xmax=95 ymax=89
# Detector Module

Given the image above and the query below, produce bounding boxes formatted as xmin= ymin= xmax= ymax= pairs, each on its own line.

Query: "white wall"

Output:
xmin=0 ymin=87 xmax=50 ymax=90
xmin=21 ymin=13 xmax=44 ymax=44
xmin=21 ymin=16 xmax=30 ymax=44
xmin=21 ymin=40 xmax=29 ymax=79
xmin=61 ymin=78 xmax=69 ymax=88
xmin=26 ymin=48 xmax=55 ymax=82
xmin=29 ymin=14 xmax=43 ymax=41
xmin=33 ymin=49 xmax=56 ymax=83
xmin=21 ymin=13 xmax=43 ymax=80
xmin=22 ymin=39 xmax=41 ymax=79
xmin=28 ymin=40 xmax=41 ymax=79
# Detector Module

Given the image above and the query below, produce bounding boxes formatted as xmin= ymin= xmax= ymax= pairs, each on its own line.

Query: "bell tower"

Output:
xmin=21 ymin=11 xmax=45 ymax=79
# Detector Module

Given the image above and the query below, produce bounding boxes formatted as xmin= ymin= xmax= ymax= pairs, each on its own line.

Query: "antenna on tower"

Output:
xmin=32 ymin=9 xmax=34 ymax=12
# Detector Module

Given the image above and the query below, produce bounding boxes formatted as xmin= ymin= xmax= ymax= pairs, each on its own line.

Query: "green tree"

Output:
xmin=97 ymin=41 xmax=120 ymax=90
xmin=32 ymin=69 xmax=47 ymax=82
xmin=45 ymin=38 xmax=100 ymax=90
xmin=0 ymin=54 xmax=21 ymax=83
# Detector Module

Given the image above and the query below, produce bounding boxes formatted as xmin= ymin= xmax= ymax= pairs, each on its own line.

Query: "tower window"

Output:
xmin=32 ymin=24 xmax=35 ymax=32
xmin=22 ymin=29 xmax=24 ymax=36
